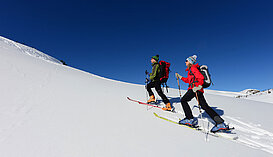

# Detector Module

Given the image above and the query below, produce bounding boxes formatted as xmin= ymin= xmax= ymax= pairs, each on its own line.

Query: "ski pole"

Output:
xmin=165 ymin=82 xmax=169 ymax=93
xmin=176 ymin=77 xmax=182 ymax=99
xmin=145 ymin=70 xmax=150 ymax=110
xmin=195 ymin=92 xmax=207 ymax=141
xmin=195 ymin=92 xmax=201 ymax=114
xmin=145 ymin=70 xmax=149 ymax=98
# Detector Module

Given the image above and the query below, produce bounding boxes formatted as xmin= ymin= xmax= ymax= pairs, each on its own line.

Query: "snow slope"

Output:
xmin=0 ymin=37 xmax=272 ymax=157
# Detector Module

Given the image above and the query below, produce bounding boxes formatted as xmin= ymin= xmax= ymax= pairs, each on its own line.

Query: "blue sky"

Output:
xmin=1 ymin=0 xmax=273 ymax=91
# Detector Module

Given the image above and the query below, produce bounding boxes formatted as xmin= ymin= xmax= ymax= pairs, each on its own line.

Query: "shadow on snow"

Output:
xmin=157 ymin=96 xmax=225 ymax=124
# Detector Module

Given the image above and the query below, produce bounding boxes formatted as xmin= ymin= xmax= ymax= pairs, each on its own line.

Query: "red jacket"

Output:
xmin=181 ymin=64 xmax=204 ymax=93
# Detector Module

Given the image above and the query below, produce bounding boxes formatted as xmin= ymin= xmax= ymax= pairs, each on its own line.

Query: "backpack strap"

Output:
xmin=189 ymin=68 xmax=198 ymax=88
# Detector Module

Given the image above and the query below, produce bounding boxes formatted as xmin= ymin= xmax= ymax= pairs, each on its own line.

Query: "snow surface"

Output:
xmin=0 ymin=37 xmax=273 ymax=157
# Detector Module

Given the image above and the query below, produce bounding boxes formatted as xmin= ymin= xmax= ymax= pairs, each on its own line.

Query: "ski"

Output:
xmin=153 ymin=112 xmax=238 ymax=140
xmin=127 ymin=97 xmax=177 ymax=113
xmin=127 ymin=97 xmax=162 ymax=109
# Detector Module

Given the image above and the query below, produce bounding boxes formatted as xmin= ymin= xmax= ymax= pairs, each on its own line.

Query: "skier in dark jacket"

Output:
xmin=175 ymin=55 xmax=229 ymax=132
xmin=146 ymin=55 xmax=173 ymax=111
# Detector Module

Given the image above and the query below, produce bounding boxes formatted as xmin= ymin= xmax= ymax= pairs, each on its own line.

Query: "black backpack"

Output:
xmin=198 ymin=65 xmax=212 ymax=88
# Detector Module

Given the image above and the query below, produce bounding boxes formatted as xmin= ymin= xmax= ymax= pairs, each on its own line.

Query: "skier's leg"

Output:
xmin=196 ymin=91 xmax=224 ymax=124
xmin=146 ymin=82 xmax=155 ymax=96
xmin=154 ymin=81 xmax=170 ymax=104
xmin=146 ymin=82 xmax=156 ymax=103
xmin=154 ymin=81 xmax=173 ymax=111
xmin=180 ymin=90 xmax=195 ymax=119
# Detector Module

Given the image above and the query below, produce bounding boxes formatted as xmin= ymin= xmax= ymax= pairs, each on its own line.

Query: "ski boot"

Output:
xmin=147 ymin=95 xmax=156 ymax=104
xmin=162 ymin=103 xmax=174 ymax=112
xmin=179 ymin=118 xmax=198 ymax=128
xmin=211 ymin=123 xmax=229 ymax=133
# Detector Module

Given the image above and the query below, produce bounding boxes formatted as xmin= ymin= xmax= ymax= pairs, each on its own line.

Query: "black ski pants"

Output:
xmin=181 ymin=89 xmax=224 ymax=124
xmin=146 ymin=80 xmax=170 ymax=104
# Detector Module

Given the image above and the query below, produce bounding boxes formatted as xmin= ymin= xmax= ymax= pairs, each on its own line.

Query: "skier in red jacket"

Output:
xmin=175 ymin=55 xmax=229 ymax=133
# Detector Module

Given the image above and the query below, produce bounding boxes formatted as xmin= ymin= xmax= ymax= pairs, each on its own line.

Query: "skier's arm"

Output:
xmin=150 ymin=64 xmax=159 ymax=81
xmin=182 ymin=77 xmax=189 ymax=83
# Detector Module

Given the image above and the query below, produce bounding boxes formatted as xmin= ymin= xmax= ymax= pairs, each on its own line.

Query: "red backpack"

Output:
xmin=158 ymin=61 xmax=170 ymax=83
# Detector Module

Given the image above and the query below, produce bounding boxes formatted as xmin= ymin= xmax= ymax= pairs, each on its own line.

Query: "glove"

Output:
xmin=175 ymin=73 xmax=182 ymax=80
xmin=192 ymin=85 xmax=203 ymax=92
xmin=145 ymin=70 xmax=149 ymax=75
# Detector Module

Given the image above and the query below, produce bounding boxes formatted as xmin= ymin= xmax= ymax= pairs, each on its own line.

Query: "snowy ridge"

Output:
xmin=0 ymin=37 xmax=273 ymax=156
xmin=0 ymin=36 xmax=61 ymax=64
xmin=235 ymin=89 xmax=273 ymax=104
xmin=240 ymin=89 xmax=261 ymax=95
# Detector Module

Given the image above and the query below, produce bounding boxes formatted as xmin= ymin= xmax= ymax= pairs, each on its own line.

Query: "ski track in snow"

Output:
xmin=224 ymin=116 xmax=273 ymax=154
xmin=150 ymin=106 xmax=273 ymax=155
xmin=196 ymin=114 xmax=273 ymax=155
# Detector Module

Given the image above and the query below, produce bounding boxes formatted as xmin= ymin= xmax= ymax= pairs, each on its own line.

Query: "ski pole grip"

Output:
xmin=145 ymin=70 xmax=149 ymax=75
